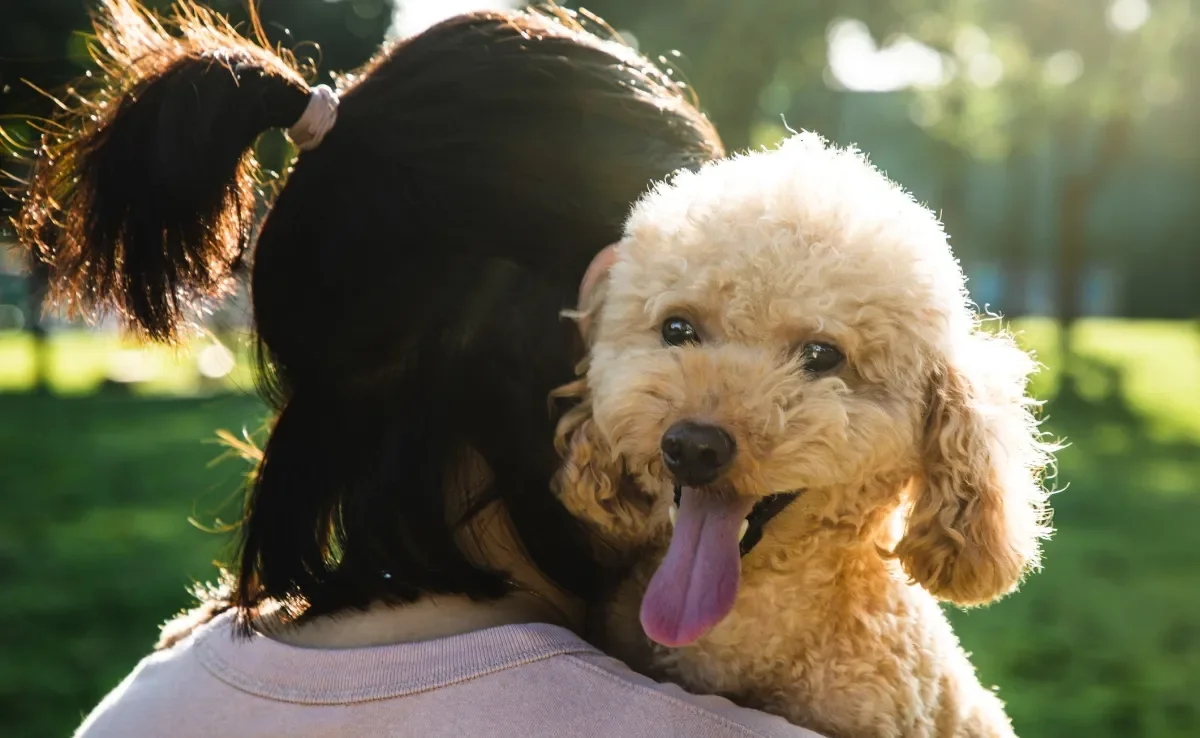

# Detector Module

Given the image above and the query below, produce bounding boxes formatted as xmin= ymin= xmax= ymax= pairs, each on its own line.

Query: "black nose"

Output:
xmin=660 ymin=421 xmax=736 ymax=487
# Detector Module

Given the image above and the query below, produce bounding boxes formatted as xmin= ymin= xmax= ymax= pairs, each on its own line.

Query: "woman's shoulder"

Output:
xmin=74 ymin=614 xmax=225 ymax=738
xmin=76 ymin=611 xmax=823 ymax=738
xmin=550 ymin=648 xmax=824 ymax=738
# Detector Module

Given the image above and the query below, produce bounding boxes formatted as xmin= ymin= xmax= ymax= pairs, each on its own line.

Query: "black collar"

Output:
xmin=739 ymin=492 xmax=802 ymax=556
xmin=670 ymin=487 xmax=802 ymax=557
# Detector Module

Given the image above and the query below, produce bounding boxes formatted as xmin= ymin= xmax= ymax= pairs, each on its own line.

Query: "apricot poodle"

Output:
xmin=554 ymin=133 xmax=1057 ymax=738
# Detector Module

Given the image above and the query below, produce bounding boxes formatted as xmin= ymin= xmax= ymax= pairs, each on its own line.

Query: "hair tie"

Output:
xmin=287 ymin=84 xmax=339 ymax=151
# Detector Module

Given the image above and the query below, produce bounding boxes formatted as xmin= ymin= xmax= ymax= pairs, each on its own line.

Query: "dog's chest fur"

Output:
xmin=600 ymin=532 xmax=1015 ymax=738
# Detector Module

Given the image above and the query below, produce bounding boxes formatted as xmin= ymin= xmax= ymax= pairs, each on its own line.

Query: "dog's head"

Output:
xmin=556 ymin=134 xmax=1054 ymax=647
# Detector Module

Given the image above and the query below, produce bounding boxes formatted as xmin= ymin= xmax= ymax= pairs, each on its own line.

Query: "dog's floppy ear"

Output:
xmin=894 ymin=333 xmax=1054 ymax=606
xmin=552 ymin=389 xmax=653 ymax=558
xmin=573 ymin=242 xmax=619 ymax=344
xmin=550 ymin=242 xmax=653 ymax=555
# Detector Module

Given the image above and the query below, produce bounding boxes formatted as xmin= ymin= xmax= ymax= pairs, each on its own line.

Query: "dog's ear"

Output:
xmin=552 ymin=242 xmax=654 ymax=556
xmin=573 ymin=242 xmax=619 ymax=344
xmin=894 ymin=333 xmax=1054 ymax=606
xmin=552 ymin=393 xmax=654 ymax=558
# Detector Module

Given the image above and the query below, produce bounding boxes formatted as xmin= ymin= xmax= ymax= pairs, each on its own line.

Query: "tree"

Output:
xmin=903 ymin=0 xmax=1194 ymax=378
xmin=575 ymin=0 xmax=918 ymax=152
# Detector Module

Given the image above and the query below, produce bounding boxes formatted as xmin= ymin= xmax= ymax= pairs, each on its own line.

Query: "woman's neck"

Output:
xmin=258 ymin=591 xmax=571 ymax=649
xmin=261 ymin=449 xmax=585 ymax=650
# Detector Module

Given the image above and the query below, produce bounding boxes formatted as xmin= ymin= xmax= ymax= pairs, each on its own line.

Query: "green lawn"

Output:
xmin=0 ymin=330 xmax=256 ymax=396
xmin=0 ymin=391 xmax=267 ymax=737
xmin=2 ymin=320 xmax=1199 ymax=738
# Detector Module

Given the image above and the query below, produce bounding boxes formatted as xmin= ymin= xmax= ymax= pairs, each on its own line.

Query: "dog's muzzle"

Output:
xmin=661 ymin=420 xmax=736 ymax=487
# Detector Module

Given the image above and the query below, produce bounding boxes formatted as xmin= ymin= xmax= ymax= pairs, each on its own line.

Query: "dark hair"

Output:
xmin=16 ymin=1 xmax=722 ymax=626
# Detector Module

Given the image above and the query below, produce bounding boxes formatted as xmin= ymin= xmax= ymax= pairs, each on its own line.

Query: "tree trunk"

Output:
xmin=25 ymin=253 xmax=51 ymax=394
xmin=1054 ymin=113 xmax=1131 ymax=390
xmin=1002 ymin=145 xmax=1035 ymax=316
xmin=1056 ymin=172 xmax=1088 ymax=371
xmin=939 ymin=144 xmax=971 ymax=260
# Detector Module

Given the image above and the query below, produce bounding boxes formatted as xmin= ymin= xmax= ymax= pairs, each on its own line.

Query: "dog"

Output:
xmin=553 ymin=133 xmax=1056 ymax=738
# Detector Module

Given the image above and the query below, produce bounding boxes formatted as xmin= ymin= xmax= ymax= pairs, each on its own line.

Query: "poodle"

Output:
xmin=553 ymin=133 xmax=1056 ymax=738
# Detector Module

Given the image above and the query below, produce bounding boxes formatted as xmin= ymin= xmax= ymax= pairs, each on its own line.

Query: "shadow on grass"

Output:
xmin=1051 ymin=351 xmax=1144 ymax=427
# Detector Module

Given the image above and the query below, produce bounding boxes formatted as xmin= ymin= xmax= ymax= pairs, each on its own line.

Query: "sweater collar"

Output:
xmin=193 ymin=609 xmax=598 ymax=703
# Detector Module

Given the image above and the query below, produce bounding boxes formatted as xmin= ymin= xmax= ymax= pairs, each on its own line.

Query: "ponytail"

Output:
xmin=15 ymin=0 xmax=313 ymax=341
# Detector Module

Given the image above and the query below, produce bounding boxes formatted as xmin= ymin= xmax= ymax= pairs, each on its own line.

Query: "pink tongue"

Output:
xmin=640 ymin=487 xmax=754 ymax=647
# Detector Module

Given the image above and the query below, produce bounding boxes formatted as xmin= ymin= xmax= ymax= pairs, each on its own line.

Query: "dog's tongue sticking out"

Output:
xmin=640 ymin=487 xmax=755 ymax=647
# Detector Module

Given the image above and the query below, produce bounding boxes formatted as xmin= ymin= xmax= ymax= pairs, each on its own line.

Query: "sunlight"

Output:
xmin=197 ymin=343 xmax=236 ymax=379
xmin=107 ymin=347 xmax=159 ymax=384
xmin=826 ymin=18 xmax=948 ymax=92
xmin=1107 ymin=0 xmax=1151 ymax=33
xmin=389 ymin=0 xmax=519 ymax=37
xmin=954 ymin=25 xmax=1004 ymax=89
xmin=1043 ymin=50 xmax=1084 ymax=87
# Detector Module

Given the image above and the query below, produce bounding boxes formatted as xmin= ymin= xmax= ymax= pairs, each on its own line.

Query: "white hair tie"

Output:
xmin=287 ymin=84 xmax=339 ymax=151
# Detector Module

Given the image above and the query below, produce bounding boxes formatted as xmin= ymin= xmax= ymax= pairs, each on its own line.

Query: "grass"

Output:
xmin=948 ymin=378 xmax=1200 ymax=734
xmin=3 ymin=320 xmax=1199 ymax=738
xmin=0 ymin=391 xmax=267 ymax=738
xmin=0 ymin=330 xmax=256 ymax=396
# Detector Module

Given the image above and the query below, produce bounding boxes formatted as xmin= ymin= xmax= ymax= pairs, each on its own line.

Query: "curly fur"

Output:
xmin=553 ymin=133 xmax=1056 ymax=738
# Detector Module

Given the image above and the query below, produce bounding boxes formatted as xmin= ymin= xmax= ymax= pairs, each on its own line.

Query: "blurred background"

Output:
xmin=1 ymin=0 xmax=1197 ymax=736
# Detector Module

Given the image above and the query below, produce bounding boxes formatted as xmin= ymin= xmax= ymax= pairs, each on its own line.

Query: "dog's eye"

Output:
xmin=800 ymin=342 xmax=844 ymax=373
xmin=661 ymin=317 xmax=700 ymax=347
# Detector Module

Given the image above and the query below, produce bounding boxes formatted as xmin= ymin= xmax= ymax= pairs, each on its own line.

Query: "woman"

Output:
xmin=20 ymin=2 xmax=821 ymax=736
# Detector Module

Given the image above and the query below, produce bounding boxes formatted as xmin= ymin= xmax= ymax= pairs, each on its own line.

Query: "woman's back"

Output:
xmin=78 ymin=609 xmax=817 ymax=738
xmin=14 ymin=3 xmax=821 ymax=736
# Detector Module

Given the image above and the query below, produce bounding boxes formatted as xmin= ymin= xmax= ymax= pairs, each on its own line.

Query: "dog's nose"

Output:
xmin=661 ymin=421 xmax=736 ymax=486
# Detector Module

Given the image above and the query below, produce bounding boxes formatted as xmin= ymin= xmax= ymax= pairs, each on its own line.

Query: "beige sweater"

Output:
xmin=75 ymin=610 xmax=822 ymax=737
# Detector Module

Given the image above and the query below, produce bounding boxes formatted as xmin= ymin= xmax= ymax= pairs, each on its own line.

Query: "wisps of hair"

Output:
xmin=13 ymin=0 xmax=311 ymax=341
xmin=155 ymin=571 xmax=235 ymax=650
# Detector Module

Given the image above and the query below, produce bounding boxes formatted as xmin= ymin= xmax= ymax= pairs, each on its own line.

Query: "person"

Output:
xmin=18 ymin=2 xmax=824 ymax=736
